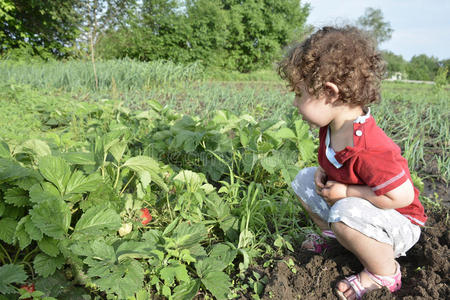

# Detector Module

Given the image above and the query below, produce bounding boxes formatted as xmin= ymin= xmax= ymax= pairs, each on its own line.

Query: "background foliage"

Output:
xmin=1 ymin=0 xmax=449 ymax=80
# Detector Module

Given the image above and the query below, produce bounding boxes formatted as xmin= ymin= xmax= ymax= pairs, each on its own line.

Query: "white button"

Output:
xmin=355 ymin=130 xmax=363 ymax=136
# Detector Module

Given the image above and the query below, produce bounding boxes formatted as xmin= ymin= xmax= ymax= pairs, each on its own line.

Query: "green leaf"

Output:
xmin=33 ymin=253 xmax=65 ymax=278
xmin=242 ymin=153 xmax=258 ymax=174
xmin=172 ymin=279 xmax=201 ymax=300
xmin=170 ymin=130 xmax=203 ymax=152
xmin=274 ymin=127 xmax=297 ymax=139
xmin=195 ymin=257 xmax=226 ymax=276
xmin=38 ymin=236 xmax=60 ymax=257
xmin=4 ymin=187 xmax=29 ymax=207
xmin=147 ymin=170 xmax=168 ymax=192
xmin=80 ymin=182 xmax=122 ymax=212
xmin=123 ymin=156 xmax=160 ymax=173
xmin=90 ymin=259 xmax=144 ymax=299
xmin=29 ymin=182 xmax=60 ymax=204
xmin=138 ymin=171 xmax=151 ymax=188
xmin=160 ymin=262 xmax=190 ymax=285
xmin=200 ymin=270 xmax=230 ymax=300
xmin=260 ymin=155 xmax=279 ymax=174
xmin=134 ymin=289 xmax=151 ymax=300
xmin=239 ymin=130 xmax=249 ymax=147
xmin=38 ymin=156 xmax=71 ymax=193
xmin=185 ymin=243 xmax=207 ymax=259
xmin=0 ymin=217 xmax=18 ymax=244
xmin=15 ymin=216 xmax=32 ymax=249
xmin=89 ymin=239 xmax=116 ymax=263
xmin=60 ymin=152 xmax=95 ymax=166
xmin=30 ymin=198 xmax=71 ymax=239
xmin=20 ymin=139 xmax=52 ymax=158
xmin=109 ymin=141 xmax=127 ymax=163
xmin=0 ymin=158 xmax=37 ymax=182
xmin=15 ymin=176 xmax=41 ymax=190
xmin=209 ymin=244 xmax=237 ymax=269
xmin=162 ymin=216 xmax=181 ymax=236
xmin=34 ymin=271 xmax=71 ymax=298
xmin=173 ymin=170 xmax=205 ymax=188
xmin=0 ymin=264 xmax=27 ymax=294
xmin=295 ymin=120 xmax=315 ymax=162
xmin=0 ymin=141 xmax=11 ymax=158
xmin=147 ymin=100 xmax=163 ymax=112
xmin=72 ymin=206 xmax=121 ymax=239
xmin=171 ymin=222 xmax=208 ymax=249
xmin=116 ymin=240 xmax=158 ymax=262
xmin=123 ymin=156 xmax=168 ymax=192
xmin=65 ymin=171 xmax=102 ymax=195
xmin=200 ymin=183 xmax=215 ymax=194
xmin=24 ymin=215 xmax=43 ymax=240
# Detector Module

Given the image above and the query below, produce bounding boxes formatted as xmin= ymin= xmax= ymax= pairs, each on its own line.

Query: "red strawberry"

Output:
xmin=140 ymin=208 xmax=152 ymax=225
xmin=20 ymin=283 xmax=35 ymax=299
xmin=20 ymin=283 xmax=35 ymax=293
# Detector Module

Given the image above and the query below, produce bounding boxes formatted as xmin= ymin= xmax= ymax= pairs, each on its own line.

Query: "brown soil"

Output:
xmin=259 ymin=207 xmax=449 ymax=299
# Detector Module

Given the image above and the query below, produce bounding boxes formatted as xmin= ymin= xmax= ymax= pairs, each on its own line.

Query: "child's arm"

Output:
xmin=320 ymin=179 xmax=415 ymax=209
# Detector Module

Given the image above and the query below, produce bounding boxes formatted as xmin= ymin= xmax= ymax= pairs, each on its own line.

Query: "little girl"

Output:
xmin=278 ymin=26 xmax=427 ymax=299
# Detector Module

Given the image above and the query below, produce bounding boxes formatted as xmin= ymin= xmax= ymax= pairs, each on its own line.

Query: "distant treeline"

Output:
xmin=383 ymin=51 xmax=449 ymax=82
xmin=0 ymin=0 xmax=309 ymax=72
xmin=0 ymin=0 xmax=448 ymax=81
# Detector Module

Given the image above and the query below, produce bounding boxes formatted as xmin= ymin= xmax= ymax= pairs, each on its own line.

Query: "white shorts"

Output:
xmin=291 ymin=167 xmax=421 ymax=257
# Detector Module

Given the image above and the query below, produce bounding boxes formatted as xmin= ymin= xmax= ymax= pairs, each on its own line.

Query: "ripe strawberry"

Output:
xmin=20 ymin=283 xmax=35 ymax=299
xmin=20 ymin=283 xmax=35 ymax=293
xmin=140 ymin=208 xmax=152 ymax=225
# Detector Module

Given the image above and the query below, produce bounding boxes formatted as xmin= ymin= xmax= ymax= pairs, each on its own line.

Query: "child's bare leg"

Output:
xmin=331 ymin=222 xmax=397 ymax=299
xmin=296 ymin=196 xmax=329 ymax=231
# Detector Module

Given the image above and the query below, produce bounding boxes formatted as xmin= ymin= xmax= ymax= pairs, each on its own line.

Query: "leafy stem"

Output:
xmin=21 ymin=246 xmax=39 ymax=263
xmin=120 ymin=173 xmax=135 ymax=196
xmin=166 ymin=193 xmax=174 ymax=221
xmin=0 ymin=242 xmax=12 ymax=264
xmin=114 ymin=165 xmax=122 ymax=189
xmin=18 ymin=260 xmax=35 ymax=280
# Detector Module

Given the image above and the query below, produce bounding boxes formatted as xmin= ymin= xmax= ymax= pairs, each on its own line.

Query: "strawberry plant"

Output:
xmin=0 ymin=92 xmax=315 ymax=299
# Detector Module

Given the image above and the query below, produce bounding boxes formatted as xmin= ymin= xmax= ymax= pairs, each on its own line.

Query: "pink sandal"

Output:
xmin=301 ymin=230 xmax=336 ymax=253
xmin=335 ymin=261 xmax=402 ymax=300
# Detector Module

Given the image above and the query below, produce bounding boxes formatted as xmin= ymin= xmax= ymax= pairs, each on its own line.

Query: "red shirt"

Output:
xmin=318 ymin=115 xmax=427 ymax=226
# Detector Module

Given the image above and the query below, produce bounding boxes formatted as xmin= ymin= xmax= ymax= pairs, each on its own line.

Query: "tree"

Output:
xmin=96 ymin=0 xmax=310 ymax=72
xmin=185 ymin=0 xmax=230 ymax=66
xmin=382 ymin=51 xmax=407 ymax=77
xmin=221 ymin=0 xmax=310 ymax=72
xmin=75 ymin=0 xmax=137 ymax=88
xmin=356 ymin=7 xmax=393 ymax=45
xmin=0 ymin=0 xmax=81 ymax=57
xmin=407 ymin=54 xmax=440 ymax=81
xmin=96 ymin=0 xmax=191 ymax=61
xmin=440 ymin=59 xmax=450 ymax=83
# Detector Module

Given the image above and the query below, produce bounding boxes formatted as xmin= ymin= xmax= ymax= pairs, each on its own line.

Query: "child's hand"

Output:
xmin=314 ymin=166 xmax=327 ymax=192
xmin=319 ymin=181 xmax=348 ymax=206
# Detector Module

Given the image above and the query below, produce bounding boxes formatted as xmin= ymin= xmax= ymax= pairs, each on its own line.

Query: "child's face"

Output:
xmin=293 ymin=85 xmax=335 ymax=127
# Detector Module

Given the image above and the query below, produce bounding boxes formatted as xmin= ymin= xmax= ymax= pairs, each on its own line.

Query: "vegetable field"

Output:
xmin=0 ymin=60 xmax=448 ymax=300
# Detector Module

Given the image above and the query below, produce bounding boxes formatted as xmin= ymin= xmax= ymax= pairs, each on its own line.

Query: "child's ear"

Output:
xmin=324 ymin=82 xmax=339 ymax=103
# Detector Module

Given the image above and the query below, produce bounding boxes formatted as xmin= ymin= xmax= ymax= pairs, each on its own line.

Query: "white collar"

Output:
xmin=353 ymin=107 xmax=371 ymax=124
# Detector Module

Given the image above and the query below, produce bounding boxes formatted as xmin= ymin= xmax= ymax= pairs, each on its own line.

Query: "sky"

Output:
xmin=304 ymin=0 xmax=450 ymax=61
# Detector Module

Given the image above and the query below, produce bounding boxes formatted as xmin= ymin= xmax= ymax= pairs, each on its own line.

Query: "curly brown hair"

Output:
xmin=278 ymin=26 xmax=386 ymax=107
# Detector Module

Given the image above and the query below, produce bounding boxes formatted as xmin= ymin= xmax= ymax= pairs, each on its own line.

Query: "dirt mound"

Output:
xmin=261 ymin=208 xmax=449 ymax=299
